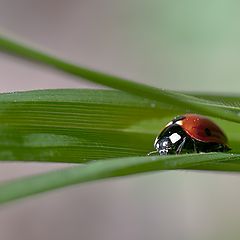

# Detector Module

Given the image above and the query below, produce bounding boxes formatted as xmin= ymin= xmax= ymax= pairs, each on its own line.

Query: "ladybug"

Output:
xmin=151 ymin=114 xmax=230 ymax=155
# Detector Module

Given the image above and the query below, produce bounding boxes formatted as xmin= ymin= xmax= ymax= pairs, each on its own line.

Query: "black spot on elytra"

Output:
xmin=205 ymin=128 xmax=211 ymax=136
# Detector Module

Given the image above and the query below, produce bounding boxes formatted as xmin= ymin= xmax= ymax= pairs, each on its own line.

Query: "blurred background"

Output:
xmin=0 ymin=0 xmax=240 ymax=239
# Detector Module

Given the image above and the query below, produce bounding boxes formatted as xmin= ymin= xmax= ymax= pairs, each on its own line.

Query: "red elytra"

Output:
xmin=177 ymin=114 xmax=228 ymax=145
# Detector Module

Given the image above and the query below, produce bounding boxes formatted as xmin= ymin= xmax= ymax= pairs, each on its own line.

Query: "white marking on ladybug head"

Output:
xmin=154 ymin=137 xmax=159 ymax=146
xmin=169 ymin=133 xmax=181 ymax=144
xmin=162 ymin=141 xmax=168 ymax=147
xmin=176 ymin=120 xmax=183 ymax=126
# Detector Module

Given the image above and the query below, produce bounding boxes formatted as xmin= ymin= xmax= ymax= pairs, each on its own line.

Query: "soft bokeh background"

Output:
xmin=0 ymin=0 xmax=240 ymax=239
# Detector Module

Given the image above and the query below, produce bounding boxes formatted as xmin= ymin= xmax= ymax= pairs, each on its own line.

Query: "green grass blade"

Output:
xmin=0 ymin=153 xmax=237 ymax=204
xmin=0 ymin=35 xmax=239 ymax=123
xmin=0 ymin=89 xmax=239 ymax=162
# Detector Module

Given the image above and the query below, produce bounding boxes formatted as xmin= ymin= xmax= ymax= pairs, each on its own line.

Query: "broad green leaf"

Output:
xmin=0 ymin=88 xmax=239 ymax=163
xmin=0 ymin=153 xmax=239 ymax=204
xmin=0 ymin=35 xmax=240 ymax=123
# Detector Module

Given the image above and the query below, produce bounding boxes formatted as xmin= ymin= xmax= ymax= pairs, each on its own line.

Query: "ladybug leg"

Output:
xmin=176 ymin=137 xmax=186 ymax=154
xmin=192 ymin=139 xmax=199 ymax=153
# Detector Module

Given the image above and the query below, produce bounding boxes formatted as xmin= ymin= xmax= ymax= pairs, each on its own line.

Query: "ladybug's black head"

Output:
xmin=154 ymin=136 xmax=173 ymax=155
xmin=154 ymin=125 xmax=189 ymax=155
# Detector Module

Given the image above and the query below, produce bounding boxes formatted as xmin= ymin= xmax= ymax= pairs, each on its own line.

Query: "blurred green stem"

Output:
xmin=0 ymin=35 xmax=239 ymax=123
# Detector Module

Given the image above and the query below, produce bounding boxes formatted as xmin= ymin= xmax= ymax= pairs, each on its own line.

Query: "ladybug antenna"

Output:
xmin=147 ymin=150 xmax=158 ymax=156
